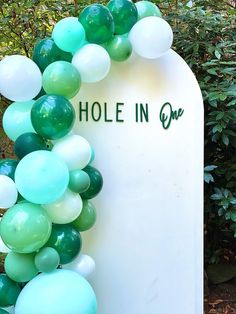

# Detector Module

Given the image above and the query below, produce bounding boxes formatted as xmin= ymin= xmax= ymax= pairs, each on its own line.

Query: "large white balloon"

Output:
xmin=52 ymin=134 xmax=92 ymax=170
xmin=72 ymin=44 xmax=111 ymax=83
xmin=43 ymin=189 xmax=83 ymax=224
xmin=63 ymin=254 xmax=96 ymax=280
xmin=0 ymin=175 xmax=18 ymax=209
xmin=129 ymin=16 xmax=173 ymax=59
xmin=0 ymin=55 xmax=42 ymax=101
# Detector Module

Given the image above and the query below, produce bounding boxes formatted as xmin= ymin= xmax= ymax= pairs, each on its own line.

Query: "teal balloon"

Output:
xmin=31 ymin=95 xmax=75 ymax=140
xmin=0 ymin=274 xmax=21 ymax=307
xmin=14 ymin=269 xmax=97 ymax=314
xmin=34 ymin=247 xmax=60 ymax=273
xmin=32 ymin=38 xmax=72 ymax=72
xmin=14 ymin=150 xmax=69 ymax=204
xmin=104 ymin=35 xmax=132 ymax=62
xmin=79 ymin=4 xmax=115 ymax=44
xmin=69 ymin=170 xmax=90 ymax=194
xmin=14 ymin=132 xmax=51 ymax=159
xmin=0 ymin=159 xmax=18 ymax=180
xmin=107 ymin=0 xmax=138 ymax=35
xmin=3 ymin=101 xmax=35 ymax=141
xmin=80 ymin=166 xmax=103 ymax=200
xmin=135 ymin=1 xmax=162 ymax=20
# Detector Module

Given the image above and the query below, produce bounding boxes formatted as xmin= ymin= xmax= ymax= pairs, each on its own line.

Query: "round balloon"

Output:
xmin=0 ymin=175 xmax=18 ymax=209
xmin=46 ymin=224 xmax=82 ymax=264
xmin=0 ymin=159 xmax=18 ymax=180
xmin=79 ymin=4 xmax=114 ymax=44
xmin=43 ymin=189 xmax=83 ymax=224
xmin=62 ymin=254 xmax=95 ymax=279
xmin=4 ymin=252 xmax=38 ymax=283
xmin=31 ymin=95 xmax=75 ymax=140
xmin=3 ymin=100 xmax=35 ymax=142
xmin=69 ymin=169 xmax=91 ymax=194
xmin=107 ymin=0 xmax=138 ymax=35
xmin=104 ymin=35 xmax=132 ymax=62
xmin=43 ymin=61 xmax=81 ymax=99
xmin=52 ymin=134 xmax=91 ymax=171
xmin=135 ymin=1 xmax=162 ymax=20
xmin=0 ymin=274 xmax=21 ymax=307
xmin=0 ymin=202 xmax=51 ymax=253
xmin=32 ymin=38 xmax=72 ymax=72
xmin=14 ymin=150 xmax=69 ymax=204
xmin=72 ymin=200 xmax=96 ymax=232
xmin=15 ymin=270 xmax=97 ymax=314
xmin=80 ymin=166 xmax=103 ymax=200
xmin=0 ymin=55 xmax=42 ymax=102
xmin=129 ymin=16 xmax=173 ymax=59
xmin=52 ymin=17 xmax=85 ymax=53
xmin=72 ymin=44 xmax=111 ymax=83
xmin=34 ymin=247 xmax=60 ymax=273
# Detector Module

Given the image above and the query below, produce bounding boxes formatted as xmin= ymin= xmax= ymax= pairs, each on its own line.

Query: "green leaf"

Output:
xmin=222 ymin=133 xmax=229 ymax=146
xmin=204 ymin=172 xmax=214 ymax=183
xmin=207 ymin=264 xmax=236 ymax=284
xmin=204 ymin=165 xmax=217 ymax=172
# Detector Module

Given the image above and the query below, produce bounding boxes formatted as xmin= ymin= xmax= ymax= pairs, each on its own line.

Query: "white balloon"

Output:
xmin=63 ymin=254 xmax=96 ymax=279
xmin=129 ymin=16 xmax=173 ymax=59
xmin=0 ymin=55 xmax=42 ymax=101
xmin=0 ymin=175 xmax=18 ymax=209
xmin=72 ymin=44 xmax=111 ymax=83
xmin=52 ymin=134 xmax=92 ymax=170
xmin=43 ymin=189 xmax=83 ymax=224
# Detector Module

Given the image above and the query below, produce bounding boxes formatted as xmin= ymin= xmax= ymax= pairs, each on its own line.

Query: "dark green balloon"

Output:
xmin=80 ymin=166 xmax=103 ymax=199
xmin=72 ymin=200 xmax=96 ymax=232
xmin=46 ymin=224 xmax=82 ymax=264
xmin=107 ymin=0 xmax=138 ymax=35
xmin=32 ymin=38 xmax=72 ymax=72
xmin=79 ymin=4 xmax=115 ymax=44
xmin=14 ymin=132 xmax=51 ymax=159
xmin=0 ymin=159 xmax=18 ymax=180
xmin=0 ymin=274 xmax=21 ymax=307
xmin=31 ymin=95 xmax=75 ymax=140
xmin=104 ymin=35 xmax=132 ymax=62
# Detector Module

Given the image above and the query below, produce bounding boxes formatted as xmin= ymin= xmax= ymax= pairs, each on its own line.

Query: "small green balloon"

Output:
xmin=72 ymin=200 xmax=96 ymax=232
xmin=0 ymin=203 xmax=52 ymax=253
xmin=79 ymin=4 xmax=115 ymax=44
xmin=69 ymin=170 xmax=90 ymax=194
xmin=34 ymin=247 xmax=60 ymax=273
xmin=0 ymin=274 xmax=21 ymax=307
xmin=4 ymin=252 xmax=38 ymax=283
xmin=46 ymin=224 xmax=82 ymax=264
xmin=14 ymin=132 xmax=51 ymax=159
xmin=43 ymin=61 xmax=81 ymax=99
xmin=80 ymin=166 xmax=103 ymax=200
xmin=135 ymin=1 xmax=162 ymax=20
xmin=107 ymin=0 xmax=138 ymax=35
xmin=0 ymin=159 xmax=18 ymax=180
xmin=104 ymin=35 xmax=132 ymax=62
xmin=31 ymin=95 xmax=75 ymax=140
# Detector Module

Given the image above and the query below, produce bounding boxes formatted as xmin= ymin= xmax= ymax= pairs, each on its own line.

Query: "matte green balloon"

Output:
xmin=0 ymin=203 xmax=52 ymax=253
xmin=0 ymin=309 xmax=9 ymax=314
xmin=33 ymin=38 xmax=72 ymax=72
xmin=107 ymin=0 xmax=138 ymax=35
xmin=79 ymin=4 xmax=115 ymax=44
xmin=34 ymin=247 xmax=60 ymax=273
xmin=69 ymin=170 xmax=90 ymax=194
xmin=14 ymin=132 xmax=51 ymax=159
xmin=72 ymin=200 xmax=96 ymax=232
xmin=0 ymin=274 xmax=21 ymax=307
xmin=46 ymin=224 xmax=82 ymax=264
xmin=4 ymin=252 xmax=38 ymax=283
xmin=43 ymin=61 xmax=81 ymax=99
xmin=80 ymin=166 xmax=103 ymax=199
xmin=135 ymin=1 xmax=162 ymax=20
xmin=0 ymin=159 xmax=18 ymax=180
xmin=31 ymin=95 xmax=75 ymax=140
xmin=104 ymin=35 xmax=132 ymax=61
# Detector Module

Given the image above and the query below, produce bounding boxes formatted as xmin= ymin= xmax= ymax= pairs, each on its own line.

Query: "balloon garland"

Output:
xmin=0 ymin=1 xmax=173 ymax=313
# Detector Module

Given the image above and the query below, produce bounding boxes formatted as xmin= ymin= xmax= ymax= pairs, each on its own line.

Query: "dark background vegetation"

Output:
xmin=0 ymin=0 xmax=235 ymax=312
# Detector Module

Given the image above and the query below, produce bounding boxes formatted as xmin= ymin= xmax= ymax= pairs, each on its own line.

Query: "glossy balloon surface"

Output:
xmin=135 ymin=1 xmax=162 ymax=20
xmin=0 ymin=159 xmax=18 ymax=180
xmin=72 ymin=200 xmax=96 ymax=232
xmin=0 ymin=274 xmax=21 ymax=307
xmin=0 ymin=175 xmax=18 ymax=209
xmin=104 ymin=35 xmax=132 ymax=62
xmin=80 ymin=166 xmax=103 ymax=199
xmin=31 ymin=95 xmax=75 ymax=140
xmin=69 ymin=169 xmax=91 ymax=194
xmin=34 ymin=247 xmax=60 ymax=273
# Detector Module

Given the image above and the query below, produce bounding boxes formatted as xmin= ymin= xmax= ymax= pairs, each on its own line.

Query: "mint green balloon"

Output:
xmin=104 ymin=35 xmax=132 ymax=62
xmin=34 ymin=247 xmax=60 ymax=273
xmin=2 ymin=101 xmax=35 ymax=141
xmin=135 ymin=1 xmax=162 ymax=20
xmin=69 ymin=170 xmax=90 ymax=194
xmin=43 ymin=61 xmax=81 ymax=99
xmin=14 ymin=151 xmax=69 ymax=204
xmin=0 ymin=202 xmax=51 ymax=253
xmin=4 ymin=252 xmax=38 ymax=283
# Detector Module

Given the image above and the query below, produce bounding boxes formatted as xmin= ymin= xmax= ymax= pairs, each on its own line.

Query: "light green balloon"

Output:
xmin=2 ymin=101 xmax=35 ymax=141
xmin=34 ymin=247 xmax=60 ymax=273
xmin=69 ymin=170 xmax=90 ymax=194
xmin=5 ymin=252 xmax=38 ymax=283
xmin=135 ymin=1 xmax=162 ymax=20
